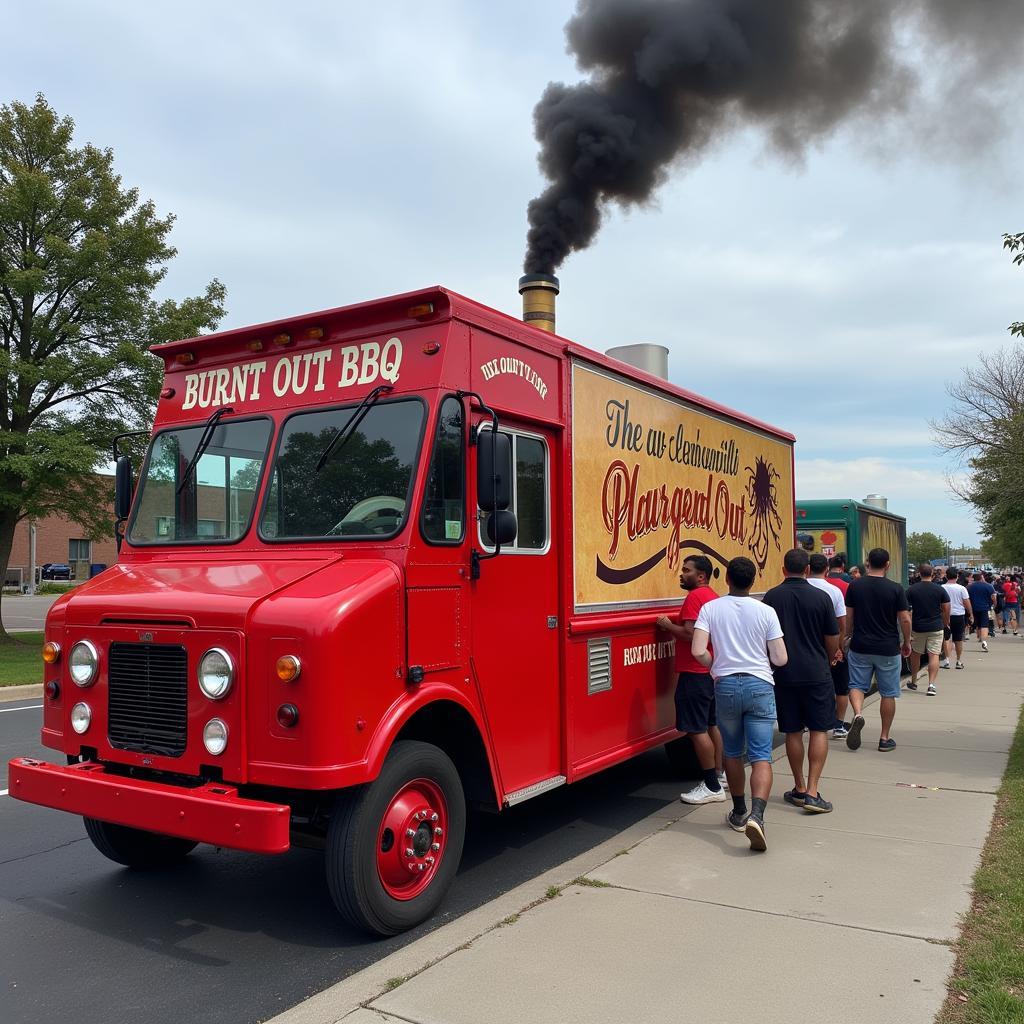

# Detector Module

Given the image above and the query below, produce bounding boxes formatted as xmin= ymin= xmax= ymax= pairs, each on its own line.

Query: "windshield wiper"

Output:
xmin=176 ymin=407 xmax=234 ymax=494
xmin=314 ymin=385 xmax=393 ymax=473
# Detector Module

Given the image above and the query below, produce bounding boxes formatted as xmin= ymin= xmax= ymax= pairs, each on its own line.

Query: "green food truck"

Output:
xmin=795 ymin=496 xmax=908 ymax=584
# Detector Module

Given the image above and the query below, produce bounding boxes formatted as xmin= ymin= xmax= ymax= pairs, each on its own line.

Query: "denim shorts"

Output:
xmin=847 ymin=650 xmax=902 ymax=698
xmin=714 ymin=673 xmax=776 ymax=764
xmin=1003 ymin=604 xmax=1019 ymax=626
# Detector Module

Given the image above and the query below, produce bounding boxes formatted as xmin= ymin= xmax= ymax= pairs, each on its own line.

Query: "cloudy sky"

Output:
xmin=4 ymin=1 xmax=1022 ymax=546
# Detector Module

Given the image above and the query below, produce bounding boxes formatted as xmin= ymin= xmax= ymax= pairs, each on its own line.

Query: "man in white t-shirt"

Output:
xmin=693 ymin=556 xmax=787 ymax=852
xmin=942 ymin=567 xmax=973 ymax=669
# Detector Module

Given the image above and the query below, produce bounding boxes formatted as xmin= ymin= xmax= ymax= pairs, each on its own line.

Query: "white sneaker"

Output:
xmin=717 ymin=771 xmax=729 ymax=792
xmin=680 ymin=781 xmax=727 ymax=805
xmin=927 ymin=683 xmax=937 ymax=696
xmin=982 ymin=640 xmax=989 ymax=652
xmin=940 ymin=659 xmax=951 ymax=669
xmin=956 ymin=661 xmax=965 ymax=669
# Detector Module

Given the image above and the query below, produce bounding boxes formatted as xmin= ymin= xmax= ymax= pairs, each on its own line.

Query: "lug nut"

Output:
xmin=434 ymin=827 xmax=443 ymax=836
xmin=405 ymin=848 xmax=414 ymax=857
xmin=430 ymin=812 xmax=439 ymax=822
xmin=425 ymin=856 xmax=435 ymax=865
xmin=406 ymin=828 xmax=416 ymax=838
xmin=418 ymin=863 xmax=426 ymax=871
xmin=431 ymin=842 xmax=440 ymax=851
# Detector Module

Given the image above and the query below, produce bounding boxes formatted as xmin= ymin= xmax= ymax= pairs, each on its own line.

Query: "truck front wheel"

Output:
xmin=326 ymin=740 xmax=466 ymax=936
xmin=83 ymin=817 xmax=198 ymax=867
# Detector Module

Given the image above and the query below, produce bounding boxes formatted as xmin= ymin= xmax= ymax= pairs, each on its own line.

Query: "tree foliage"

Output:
xmin=0 ymin=94 xmax=225 ymax=633
xmin=934 ymin=235 xmax=1024 ymax=567
xmin=908 ymin=531 xmax=949 ymax=567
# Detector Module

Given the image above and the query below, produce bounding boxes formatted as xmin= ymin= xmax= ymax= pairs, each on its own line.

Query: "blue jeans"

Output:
xmin=715 ymin=674 xmax=776 ymax=764
xmin=847 ymin=650 xmax=902 ymax=698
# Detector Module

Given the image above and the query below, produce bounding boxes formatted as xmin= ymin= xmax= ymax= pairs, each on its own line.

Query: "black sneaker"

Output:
xmin=846 ymin=715 xmax=866 ymax=751
xmin=744 ymin=815 xmax=767 ymax=851
xmin=783 ymin=789 xmax=808 ymax=807
xmin=802 ymin=793 xmax=834 ymax=814
xmin=878 ymin=738 xmax=897 ymax=752
xmin=727 ymin=809 xmax=749 ymax=832
xmin=906 ymin=680 xmax=918 ymax=690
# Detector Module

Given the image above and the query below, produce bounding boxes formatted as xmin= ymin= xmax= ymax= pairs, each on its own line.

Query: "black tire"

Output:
xmin=326 ymin=740 xmax=466 ymax=936
xmin=664 ymin=737 xmax=703 ymax=780
xmin=83 ymin=817 xmax=198 ymax=867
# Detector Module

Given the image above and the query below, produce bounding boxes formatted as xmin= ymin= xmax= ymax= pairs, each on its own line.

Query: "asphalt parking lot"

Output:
xmin=0 ymin=594 xmax=60 ymax=632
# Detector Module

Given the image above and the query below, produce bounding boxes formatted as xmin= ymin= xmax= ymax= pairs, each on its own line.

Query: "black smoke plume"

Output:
xmin=525 ymin=0 xmax=1024 ymax=275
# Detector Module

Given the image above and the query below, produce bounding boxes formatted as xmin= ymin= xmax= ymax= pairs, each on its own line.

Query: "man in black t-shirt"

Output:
xmin=763 ymin=548 xmax=841 ymax=814
xmin=844 ymin=547 xmax=912 ymax=753
xmin=906 ymin=563 xmax=951 ymax=696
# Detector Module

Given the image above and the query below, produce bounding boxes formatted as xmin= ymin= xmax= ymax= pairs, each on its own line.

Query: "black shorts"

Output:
xmin=949 ymin=615 xmax=967 ymax=642
xmin=775 ymin=682 xmax=836 ymax=734
xmin=973 ymin=611 xmax=991 ymax=632
xmin=830 ymin=656 xmax=849 ymax=696
xmin=674 ymin=671 xmax=716 ymax=734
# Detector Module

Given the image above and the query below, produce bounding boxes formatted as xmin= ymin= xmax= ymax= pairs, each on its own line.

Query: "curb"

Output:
xmin=0 ymin=684 xmax=43 ymax=703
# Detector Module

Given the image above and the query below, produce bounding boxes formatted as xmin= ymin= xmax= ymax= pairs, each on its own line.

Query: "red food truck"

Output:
xmin=9 ymin=276 xmax=795 ymax=934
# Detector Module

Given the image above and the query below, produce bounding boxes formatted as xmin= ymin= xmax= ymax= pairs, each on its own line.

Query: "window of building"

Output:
xmin=479 ymin=430 xmax=549 ymax=553
xmin=421 ymin=397 xmax=465 ymax=544
xmin=69 ymin=539 xmax=91 ymax=562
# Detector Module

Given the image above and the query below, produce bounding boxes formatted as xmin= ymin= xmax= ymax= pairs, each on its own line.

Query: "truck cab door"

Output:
xmin=469 ymin=420 xmax=562 ymax=802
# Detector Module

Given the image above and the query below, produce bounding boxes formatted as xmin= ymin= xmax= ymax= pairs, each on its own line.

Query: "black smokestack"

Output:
xmin=525 ymin=0 xmax=1024 ymax=275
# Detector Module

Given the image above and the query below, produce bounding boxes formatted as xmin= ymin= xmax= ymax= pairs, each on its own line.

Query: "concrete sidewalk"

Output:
xmin=274 ymin=635 xmax=1023 ymax=1024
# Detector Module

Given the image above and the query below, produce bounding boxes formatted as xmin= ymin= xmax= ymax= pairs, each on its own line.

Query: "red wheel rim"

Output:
xmin=376 ymin=777 xmax=448 ymax=901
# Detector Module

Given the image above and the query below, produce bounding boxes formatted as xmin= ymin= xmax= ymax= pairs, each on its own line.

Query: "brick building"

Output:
xmin=7 ymin=504 xmax=119 ymax=584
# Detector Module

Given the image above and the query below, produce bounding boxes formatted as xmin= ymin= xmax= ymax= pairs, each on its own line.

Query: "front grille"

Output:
xmin=108 ymin=643 xmax=188 ymax=757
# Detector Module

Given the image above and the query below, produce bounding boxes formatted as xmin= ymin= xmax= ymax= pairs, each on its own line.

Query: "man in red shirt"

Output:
xmin=657 ymin=555 xmax=724 ymax=804
xmin=826 ymin=555 xmax=850 ymax=597
xmin=1001 ymin=576 xmax=1020 ymax=635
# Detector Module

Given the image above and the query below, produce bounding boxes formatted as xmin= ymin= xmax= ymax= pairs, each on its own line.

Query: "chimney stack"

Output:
xmin=518 ymin=274 xmax=559 ymax=333
xmin=605 ymin=343 xmax=670 ymax=380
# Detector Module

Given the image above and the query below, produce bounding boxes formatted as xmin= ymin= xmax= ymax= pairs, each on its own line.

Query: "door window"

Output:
xmin=479 ymin=429 xmax=549 ymax=554
xmin=421 ymin=396 xmax=465 ymax=544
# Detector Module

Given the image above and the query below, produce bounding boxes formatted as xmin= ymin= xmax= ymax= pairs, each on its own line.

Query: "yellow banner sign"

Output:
xmin=572 ymin=363 xmax=795 ymax=608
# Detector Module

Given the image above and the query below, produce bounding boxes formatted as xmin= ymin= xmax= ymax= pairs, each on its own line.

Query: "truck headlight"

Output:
xmin=198 ymin=648 xmax=234 ymax=700
xmin=71 ymin=702 xmax=92 ymax=734
xmin=203 ymin=718 xmax=228 ymax=756
xmin=69 ymin=641 xmax=98 ymax=687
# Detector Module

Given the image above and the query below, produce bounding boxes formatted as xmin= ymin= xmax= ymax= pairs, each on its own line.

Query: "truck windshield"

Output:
xmin=261 ymin=399 xmax=425 ymax=540
xmin=128 ymin=418 xmax=273 ymax=544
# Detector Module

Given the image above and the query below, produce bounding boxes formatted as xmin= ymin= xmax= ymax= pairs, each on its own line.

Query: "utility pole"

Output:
xmin=27 ymin=522 xmax=37 ymax=596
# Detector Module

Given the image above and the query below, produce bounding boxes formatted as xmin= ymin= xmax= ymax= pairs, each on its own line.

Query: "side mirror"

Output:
xmin=485 ymin=510 xmax=518 ymax=546
xmin=115 ymin=455 xmax=134 ymax=520
xmin=477 ymin=431 xmax=512 ymax=512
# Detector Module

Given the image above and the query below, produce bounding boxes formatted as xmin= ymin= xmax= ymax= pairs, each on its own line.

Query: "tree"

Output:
xmin=0 ymin=95 xmax=225 ymax=640
xmin=1005 ymin=233 xmax=1024 ymax=339
xmin=933 ymin=234 xmax=1024 ymax=567
xmin=907 ymin=531 xmax=949 ymax=567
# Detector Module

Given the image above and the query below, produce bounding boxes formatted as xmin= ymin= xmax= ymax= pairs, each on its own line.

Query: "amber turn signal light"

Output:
xmin=246 ymin=339 xmax=264 ymax=352
xmin=275 ymin=655 xmax=301 ymax=682
xmin=273 ymin=333 xmax=292 ymax=347
xmin=407 ymin=303 xmax=434 ymax=319
xmin=42 ymin=641 xmax=61 ymax=664
xmin=306 ymin=327 xmax=324 ymax=341
xmin=174 ymin=352 xmax=195 ymax=365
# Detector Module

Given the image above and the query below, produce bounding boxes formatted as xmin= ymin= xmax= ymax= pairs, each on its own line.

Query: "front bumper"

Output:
xmin=7 ymin=758 xmax=291 ymax=854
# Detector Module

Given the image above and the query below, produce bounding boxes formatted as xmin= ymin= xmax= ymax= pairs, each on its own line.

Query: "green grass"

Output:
xmin=0 ymin=631 xmax=44 ymax=686
xmin=939 ymin=704 xmax=1024 ymax=1023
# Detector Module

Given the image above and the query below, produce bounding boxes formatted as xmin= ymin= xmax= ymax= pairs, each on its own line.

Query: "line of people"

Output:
xmin=657 ymin=546 xmax=944 ymax=853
